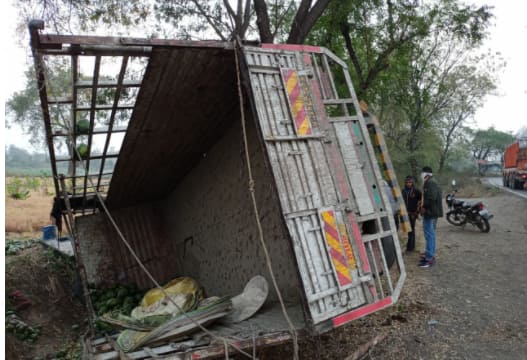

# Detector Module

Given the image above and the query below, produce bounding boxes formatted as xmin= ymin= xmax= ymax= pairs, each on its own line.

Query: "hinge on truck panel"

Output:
xmin=297 ymin=69 xmax=314 ymax=78
xmin=359 ymin=275 xmax=373 ymax=283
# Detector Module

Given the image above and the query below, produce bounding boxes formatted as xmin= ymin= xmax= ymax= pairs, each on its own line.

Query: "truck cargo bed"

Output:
xmin=87 ymin=303 xmax=305 ymax=359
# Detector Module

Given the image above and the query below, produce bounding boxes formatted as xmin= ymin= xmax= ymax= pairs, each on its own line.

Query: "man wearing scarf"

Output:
xmin=418 ymin=166 xmax=443 ymax=268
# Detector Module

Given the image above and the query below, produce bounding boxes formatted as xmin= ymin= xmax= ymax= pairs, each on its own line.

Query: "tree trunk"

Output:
xmin=287 ymin=0 xmax=332 ymax=44
xmin=253 ymin=0 xmax=274 ymax=43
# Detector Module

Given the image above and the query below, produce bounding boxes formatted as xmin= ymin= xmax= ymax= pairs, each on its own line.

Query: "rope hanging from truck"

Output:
xmin=39 ymin=56 xmax=257 ymax=360
xmin=233 ymin=37 xmax=300 ymax=360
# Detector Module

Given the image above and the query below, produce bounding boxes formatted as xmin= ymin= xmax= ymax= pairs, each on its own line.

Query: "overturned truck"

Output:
xmin=30 ymin=20 xmax=407 ymax=359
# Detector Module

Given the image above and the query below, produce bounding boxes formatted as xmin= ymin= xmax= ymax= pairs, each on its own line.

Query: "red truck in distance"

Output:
xmin=503 ymin=138 xmax=527 ymax=190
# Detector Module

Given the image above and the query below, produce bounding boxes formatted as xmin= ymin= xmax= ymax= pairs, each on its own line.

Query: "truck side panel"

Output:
xmin=244 ymin=46 xmax=405 ymax=327
xmin=504 ymin=143 xmax=519 ymax=168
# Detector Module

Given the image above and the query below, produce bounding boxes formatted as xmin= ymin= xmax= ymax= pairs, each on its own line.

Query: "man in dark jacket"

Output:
xmin=418 ymin=166 xmax=443 ymax=268
xmin=401 ymin=175 xmax=421 ymax=252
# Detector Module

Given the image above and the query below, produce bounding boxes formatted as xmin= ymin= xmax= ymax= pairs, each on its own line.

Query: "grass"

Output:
xmin=5 ymin=177 xmax=56 ymax=233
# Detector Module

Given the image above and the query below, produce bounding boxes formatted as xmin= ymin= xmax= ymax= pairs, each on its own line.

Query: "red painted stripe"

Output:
xmin=285 ymin=75 xmax=311 ymax=135
xmin=289 ymin=82 xmax=301 ymax=104
xmin=262 ymin=43 xmax=322 ymax=53
xmin=324 ymin=222 xmax=340 ymax=243
xmin=294 ymin=106 xmax=308 ymax=126
xmin=290 ymin=92 xmax=301 ymax=108
xmin=332 ymin=297 xmax=393 ymax=327
xmin=329 ymin=248 xmax=348 ymax=271
xmin=347 ymin=212 xmax=370 ymax=273
xmin=336 ymin=269 xmax=352 ymax=285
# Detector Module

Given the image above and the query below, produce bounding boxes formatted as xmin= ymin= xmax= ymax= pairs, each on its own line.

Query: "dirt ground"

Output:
xmin=5 ymin=244 xmax=87 ymax=359
xmin=5 ymin=187 xmax=527 ymax=359
xmin=367 ymin=190 xmax=527 ymax=359
xmin=260 ymin=188 xmax=527 ymax=359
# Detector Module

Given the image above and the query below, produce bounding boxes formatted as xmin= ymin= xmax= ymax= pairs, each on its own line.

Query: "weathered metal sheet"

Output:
xmin=333 ymin=122 xmax=375 ymax=215
xmin=106 ymin=45 xmax=238 ymax=210
xmin=76 ymin=203 xmax=178 ymax=289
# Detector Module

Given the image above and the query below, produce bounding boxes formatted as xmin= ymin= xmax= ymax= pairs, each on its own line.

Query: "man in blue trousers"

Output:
xmin=418 ymin=166 xmax=443 ymax=268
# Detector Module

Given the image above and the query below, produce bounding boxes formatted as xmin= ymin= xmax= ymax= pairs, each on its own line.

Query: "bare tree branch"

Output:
xmin=191 ymin=0 xmax=228 ymax=41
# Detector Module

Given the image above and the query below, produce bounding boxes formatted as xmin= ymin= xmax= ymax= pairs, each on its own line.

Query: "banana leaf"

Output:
xmin=117 ymin=296 xmax=231 ymax=352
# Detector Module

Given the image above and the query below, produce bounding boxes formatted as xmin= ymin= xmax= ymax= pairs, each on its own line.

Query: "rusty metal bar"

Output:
xmin=52 ymin=126 xmax=128 ymax=137
xmin=97 ymin=56 xmax=129 ymax=193
xmin=36 ymin=33 xmax=234 ymax=49
xmin=28 ymin=20 xmax=60 ymax=196
xmin=76 ymin=104 xmax=135 ymax=111
xmin=59 ymin=175 xmax=95 ymax=337
xmin=55 ymin=153 xmax=119 ymax=162
xmin=81 ymin=55 xmax=101 ymax=214
xmin=72 ymin=54 xmax=79 ymax=193
xmin=75 ymin=79 xmax=141 ymax=89
xmin=40 ymin=45 xmax=152 ymax=57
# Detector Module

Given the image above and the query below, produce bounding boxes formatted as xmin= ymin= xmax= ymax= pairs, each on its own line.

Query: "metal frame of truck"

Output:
xmin=29 ymin=21 xmax=406 ymax=359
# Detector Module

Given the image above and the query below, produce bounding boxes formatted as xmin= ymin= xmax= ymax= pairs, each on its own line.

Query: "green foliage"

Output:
xmin=52 ymin=342 xmax=82 ymax=360
xmin=5 ymin=239 xmax=39 ymax=256
xmin=471 ymin=127 xmax=514 ymax=160
xmin=6 ymin=178 xmax=31 ymax=200
xmin=5 ymin=314 xmax=42 ymax=343
xmin=42 ymin=248 xmax=77 ymax=276
xmin=6 ymin=61 xmax=72 ymax=149
xmin=5 ymin=174 xmax=53 ymax=199
xmin=89 ymin=283 xmax=143 ymax=333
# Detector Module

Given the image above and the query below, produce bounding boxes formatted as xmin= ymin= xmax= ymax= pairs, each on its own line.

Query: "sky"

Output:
xmin=2 ymin=0 xmax=527 ymax=153
xmin=469 ymin=0 xmax=527 ymax=137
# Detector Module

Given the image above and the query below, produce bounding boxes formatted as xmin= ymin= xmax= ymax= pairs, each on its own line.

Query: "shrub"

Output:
xmin=7 ymin=178 xmax=31 ymax=200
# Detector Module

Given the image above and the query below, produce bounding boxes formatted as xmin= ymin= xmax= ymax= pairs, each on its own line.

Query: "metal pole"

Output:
xmin=59 ymin=175 xmax=95 ymax=337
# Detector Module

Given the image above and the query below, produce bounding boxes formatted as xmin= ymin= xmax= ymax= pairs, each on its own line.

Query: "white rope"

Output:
xmin=233 ymin=39 xmax=299 ymax=360
xmin=40 ymin=56 xmax=255 ymax=359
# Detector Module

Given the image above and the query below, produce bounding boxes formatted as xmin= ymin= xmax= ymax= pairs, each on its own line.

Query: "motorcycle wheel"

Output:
xmin=477 ymin=218 xmax=490 ymax=233
xmin=446 ymin=211 xmax=467 ymax=226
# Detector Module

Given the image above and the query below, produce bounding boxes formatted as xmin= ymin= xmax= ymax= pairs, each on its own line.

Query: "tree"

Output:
xmin=6 ymin=59 xmax=133 ymax=149
xmin=471 ymin=127 xmax=514 ymax=175
xmin=437 ymin=61 xmax=498 ymax=173
xmin=471 ymin=127 xmax=514 ymax=161
xmin=15 ymin=0 xmax=332 ymax=44
xmin=6 ymin=60 xmax=71 ymax=149
xmin=373 ymin=4 xmax=494 ymax=178
xmin=308 ymin=0 xmax=493 ymax=100
xmin=301 ymin=0 xmax=496 ymax=180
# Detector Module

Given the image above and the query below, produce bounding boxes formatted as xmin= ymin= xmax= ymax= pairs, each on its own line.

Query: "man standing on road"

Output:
xmin=402 ymin=175 xmax=421 ymax=252
xmin=418 ymin=166 xmax=443 ymax=268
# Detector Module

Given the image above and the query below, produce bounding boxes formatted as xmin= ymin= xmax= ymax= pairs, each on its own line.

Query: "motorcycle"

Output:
xmin=445 ymin=180 xmax=493 ymax=233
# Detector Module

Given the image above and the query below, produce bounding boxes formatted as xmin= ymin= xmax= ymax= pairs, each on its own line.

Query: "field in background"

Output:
xmin=5 ymin=177 xmax=55 ymax=233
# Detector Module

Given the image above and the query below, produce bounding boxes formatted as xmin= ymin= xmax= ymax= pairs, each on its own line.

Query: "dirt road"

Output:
xmin=371 ymin=190 xmax=527 ymax=359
